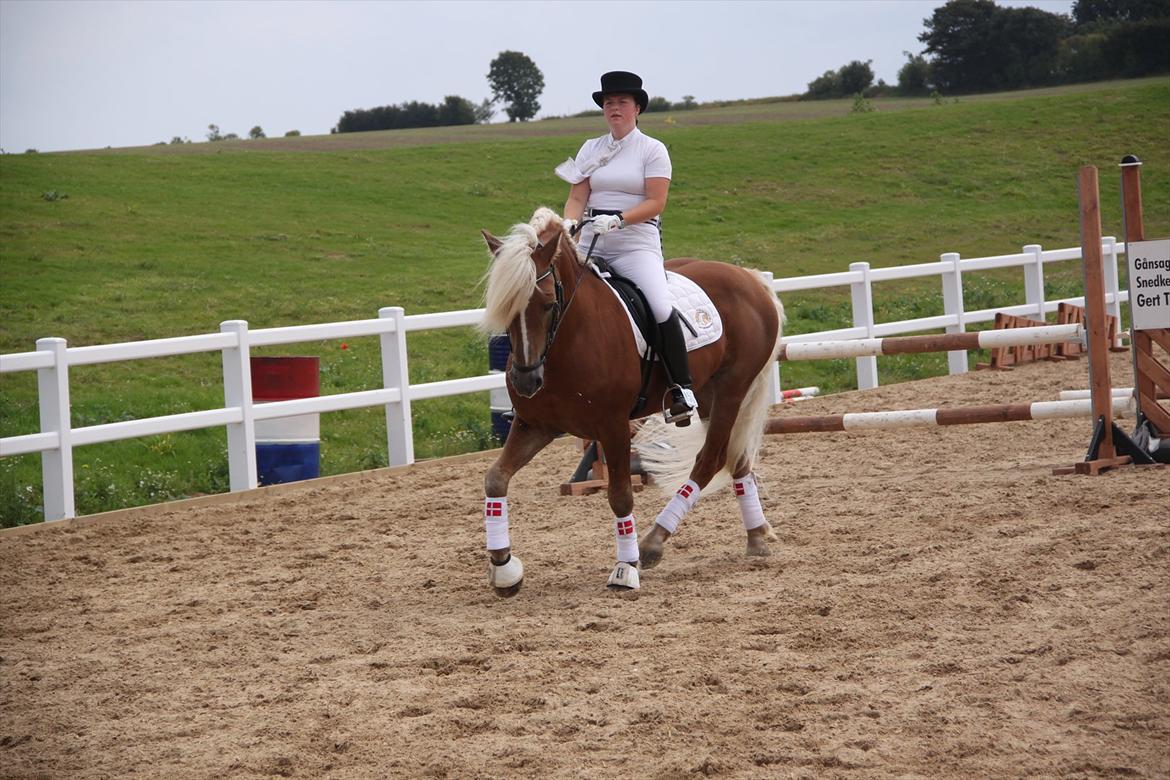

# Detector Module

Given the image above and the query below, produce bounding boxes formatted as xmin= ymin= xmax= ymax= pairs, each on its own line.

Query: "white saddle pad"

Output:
xmin=593 ymin=266 xmax=723 ymax=357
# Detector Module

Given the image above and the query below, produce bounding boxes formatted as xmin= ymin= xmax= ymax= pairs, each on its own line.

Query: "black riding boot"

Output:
xmin=658 ymin=311 xmax=698 ymax=427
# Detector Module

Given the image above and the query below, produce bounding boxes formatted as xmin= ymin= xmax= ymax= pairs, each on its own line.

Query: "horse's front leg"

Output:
xmin=598 ymin=426 xmax=640 ymax=590
xmin=483 ymin=417 xmax=556 ymax=597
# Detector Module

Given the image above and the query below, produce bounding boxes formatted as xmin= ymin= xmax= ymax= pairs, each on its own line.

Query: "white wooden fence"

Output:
xmin=0 ymin=239 xmax=1130 ymax=522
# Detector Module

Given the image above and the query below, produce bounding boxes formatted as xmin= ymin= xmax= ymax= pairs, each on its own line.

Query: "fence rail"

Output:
xmin=1 ymin=239 xmax=1130 ymax=522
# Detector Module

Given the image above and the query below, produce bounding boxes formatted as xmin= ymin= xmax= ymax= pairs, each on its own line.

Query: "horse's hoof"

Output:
xmin=746 ymin=526 xmax=772 ymax=557
xmin=639 ymin=535 xmax=665 ymax=570
xmin=606 ymin=561 xmax=640 ymax=590
xmin=488 ymin=554 xmax=523 ymax=597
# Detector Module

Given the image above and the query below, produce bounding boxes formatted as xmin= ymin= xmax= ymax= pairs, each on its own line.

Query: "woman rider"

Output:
xmin=557 ymin=70 xmax=698 ymax=427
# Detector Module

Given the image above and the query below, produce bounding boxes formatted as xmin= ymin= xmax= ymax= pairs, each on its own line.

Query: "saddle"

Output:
xmin=589 ymin=258 xmax=723 ymax=416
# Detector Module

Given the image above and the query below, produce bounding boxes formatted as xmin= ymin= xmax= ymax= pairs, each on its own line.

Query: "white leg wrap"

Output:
xmin=484 ymin=496 xmax=510 ymax=550
xmin=655 ymin=479 xmax=701 ymax=535
xmin=614 ymin=514 xmax=640 ymax=564
xmin=733 ymin=474 xmax=767 ymax=531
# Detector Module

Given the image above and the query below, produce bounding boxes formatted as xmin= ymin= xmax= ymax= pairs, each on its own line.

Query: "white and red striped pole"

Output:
xmin=764 ymin=395 xmax=1133 ymax=435
xmin=777 ymin=323 xmax=1083 ymax=362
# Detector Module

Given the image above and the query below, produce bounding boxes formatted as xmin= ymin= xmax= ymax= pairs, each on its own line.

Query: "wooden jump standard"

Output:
xmin=765 ymin=162 xmax=1165 ymax=475
xmin=764 ymin=396 xmax=1131 ymax=434
xmin=777 ymin=323 xmax=1083 ymax=362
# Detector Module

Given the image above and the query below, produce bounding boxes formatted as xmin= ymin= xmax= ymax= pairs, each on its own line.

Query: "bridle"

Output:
xmin=509 ymin=221 xmax=598 ymax=377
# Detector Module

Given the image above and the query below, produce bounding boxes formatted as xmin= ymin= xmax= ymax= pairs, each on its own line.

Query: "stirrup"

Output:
xmin=663 ymin=386 xmax=697 ymax=425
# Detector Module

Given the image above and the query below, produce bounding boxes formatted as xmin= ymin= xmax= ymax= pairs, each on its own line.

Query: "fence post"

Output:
xmin=1023 ymin=243 xmax=1046 ymax=323
xmin=1101 ymin=236 xmax=1122 ymax=347
xmin=939 ymin=251 xmax=968 ymax=375
xmin=849 ymin=262 xmax=878 ymax=389
xmin=36 ymin=337 xmax=75 ymax=521
xmin=761 ymin=271 xmax=782 ymax=404
xmin=220 ymin=320 xmax=257 ymax=492
xmin=379 ymin=307 xmax=414 ymax=466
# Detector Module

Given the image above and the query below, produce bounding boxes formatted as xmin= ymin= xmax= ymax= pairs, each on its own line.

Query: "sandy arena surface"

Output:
xmin=2 ymin=351 xmax=1168 ymax=779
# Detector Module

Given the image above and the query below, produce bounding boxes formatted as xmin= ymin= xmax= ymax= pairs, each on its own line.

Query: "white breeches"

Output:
xmin=581 ymin=223 xmax=673 ymax=323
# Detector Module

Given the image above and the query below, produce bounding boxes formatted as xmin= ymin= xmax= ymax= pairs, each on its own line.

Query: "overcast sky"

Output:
xmin=0 ymin=0 xmax=1074 ymax=153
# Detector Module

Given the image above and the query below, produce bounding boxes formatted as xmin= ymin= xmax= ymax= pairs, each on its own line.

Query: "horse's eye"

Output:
xmin=543 ymin=302 xmax=556 ymax=313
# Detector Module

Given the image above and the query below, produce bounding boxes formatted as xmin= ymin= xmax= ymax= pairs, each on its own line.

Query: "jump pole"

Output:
xmin=764 ymin=396 xmax=1131 ymax=434
xmin=777 ymin=323 xmax=1083 ymax=362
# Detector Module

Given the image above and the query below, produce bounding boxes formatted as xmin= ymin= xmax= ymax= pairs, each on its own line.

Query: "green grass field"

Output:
xmin=2 ymin=77 xmax=1168 ymax=524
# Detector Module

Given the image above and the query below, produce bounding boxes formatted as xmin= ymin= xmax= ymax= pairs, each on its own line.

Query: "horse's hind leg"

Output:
xmin=731 ymin=456 xmax=775 ymax=558
xmin=640 ymin=392 xmax=745 ymax=569
xmin=483 ymin=418 xmax=556 ymax=597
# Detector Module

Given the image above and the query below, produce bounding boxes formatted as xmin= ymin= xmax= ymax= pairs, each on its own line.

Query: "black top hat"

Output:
xmin=592 ymin=71 xmax=649 ymax=113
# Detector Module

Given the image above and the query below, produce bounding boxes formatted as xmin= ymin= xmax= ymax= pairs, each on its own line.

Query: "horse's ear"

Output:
xmin=481 ymin=230 xmax=503 ymax=255
xmin=534 ymin=235 xmax=559 ymax=265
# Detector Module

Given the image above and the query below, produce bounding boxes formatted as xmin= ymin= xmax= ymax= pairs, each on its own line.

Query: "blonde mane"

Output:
xmin=481 ymin=207 xmax=569 ymax=334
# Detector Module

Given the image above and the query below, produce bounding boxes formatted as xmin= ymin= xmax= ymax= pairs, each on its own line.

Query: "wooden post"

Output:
xmin=1065 ymin=166 xmax=1132 ymax=474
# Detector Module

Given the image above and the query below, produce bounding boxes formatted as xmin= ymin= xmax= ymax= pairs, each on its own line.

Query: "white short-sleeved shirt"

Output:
xmin=575 ymin=128 xmax=672 ymax=213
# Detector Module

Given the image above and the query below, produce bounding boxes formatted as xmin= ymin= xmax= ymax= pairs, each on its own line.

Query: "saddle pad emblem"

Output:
xmin=600 ymin=270 xmax=724 ymax=356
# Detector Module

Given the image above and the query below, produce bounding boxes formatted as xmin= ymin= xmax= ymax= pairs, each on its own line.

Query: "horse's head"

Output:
xmin=481 ymin=207 xmax=581 ymax=398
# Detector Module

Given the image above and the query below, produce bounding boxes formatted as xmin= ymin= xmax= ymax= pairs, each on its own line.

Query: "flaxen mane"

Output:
xmin=481 ymin=207 xmax=569 ymax=334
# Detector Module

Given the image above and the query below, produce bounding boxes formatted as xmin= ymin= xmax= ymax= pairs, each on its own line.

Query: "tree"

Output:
xmin=473 ymin=98 xmax=495 ymax=124
xmin=837 ymin=60 xmax=876 ymax=95
xmin=206 ymin=124 xmax=223 ymax=142
xmin=897 ymin=51 xmax=933 ymax=94
xmin=993 ymin=5 xmax=1071 ymax=87
xmin=249 ymin=126 xmax=266 ymax=139
xmin=1073 ymin=0 xmax=1170 ymax=28
xmin=284 ymin=130 xmax=301 ymax=137
xmin=919 ymin=0 xmax=1002 ymax=92
xmin=437 ymin=95 xmax=476 ymax=126
xmin=645 ymin=96 xmax=672 ymax=113
xmin=487 ymin=51 xmax=544 ymax=122
xmin=805 ymin=70 xmax=840 ymax=98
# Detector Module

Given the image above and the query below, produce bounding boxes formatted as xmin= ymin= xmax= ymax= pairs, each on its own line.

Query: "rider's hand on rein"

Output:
xmin=591 ymin=213 xmax=622 ymax=235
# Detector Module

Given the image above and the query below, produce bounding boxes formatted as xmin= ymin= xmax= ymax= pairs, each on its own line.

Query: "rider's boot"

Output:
xmin=658 ymin=310 xmax=698 ymax=427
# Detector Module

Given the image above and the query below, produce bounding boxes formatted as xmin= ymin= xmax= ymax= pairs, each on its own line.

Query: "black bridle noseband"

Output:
xmin=509 ymin=222 xmax=598 ymax=377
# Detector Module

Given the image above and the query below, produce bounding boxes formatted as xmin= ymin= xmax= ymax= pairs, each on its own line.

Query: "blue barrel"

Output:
xmin=488 ymin=335 xmax=513 ymax=442
xmin=251 ymin=356 xmax=320 ymax=485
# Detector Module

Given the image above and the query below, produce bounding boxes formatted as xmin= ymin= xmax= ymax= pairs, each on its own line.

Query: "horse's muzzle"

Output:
xmin=508 ymin=365 xmax=544 ymax=398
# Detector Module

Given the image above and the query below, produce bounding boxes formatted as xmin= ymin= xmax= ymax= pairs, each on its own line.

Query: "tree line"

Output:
xmin=806 ymin=0 xmax=1170 ymax=99
xmin=333 ymin=51 xmax=542 ymax=133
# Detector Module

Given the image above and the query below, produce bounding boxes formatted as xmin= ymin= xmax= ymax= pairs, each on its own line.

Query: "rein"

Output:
xmin=509 ymin=223 xmax=598 ymax=376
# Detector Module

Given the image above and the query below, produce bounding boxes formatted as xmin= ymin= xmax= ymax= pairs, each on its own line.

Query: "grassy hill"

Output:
xmin=2 ymin=77 xmax=1168 ymax=523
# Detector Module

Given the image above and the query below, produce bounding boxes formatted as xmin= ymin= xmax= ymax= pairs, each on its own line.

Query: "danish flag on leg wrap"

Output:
xmin=484 ymin=497 xmax=510 ymax=550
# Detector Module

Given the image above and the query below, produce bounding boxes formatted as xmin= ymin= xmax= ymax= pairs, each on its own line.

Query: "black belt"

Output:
xmin=586 ymin=208 xmax=659 ymax=227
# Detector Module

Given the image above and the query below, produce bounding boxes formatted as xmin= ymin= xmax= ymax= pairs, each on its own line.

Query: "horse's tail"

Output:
xmin=723 ymin=271 xmax=783 ymax=482
xmin=634 ymin=270 xmax=783 ymax=494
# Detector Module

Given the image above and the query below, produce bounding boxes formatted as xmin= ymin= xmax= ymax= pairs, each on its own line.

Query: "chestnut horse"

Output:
xmin=480 ymin=207 xmax=782 ymax=594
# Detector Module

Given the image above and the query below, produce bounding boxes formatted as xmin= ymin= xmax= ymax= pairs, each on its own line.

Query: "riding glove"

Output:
xmin=591 ymin=214 xmax=622 ymax=234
